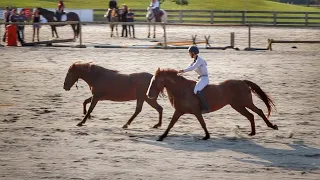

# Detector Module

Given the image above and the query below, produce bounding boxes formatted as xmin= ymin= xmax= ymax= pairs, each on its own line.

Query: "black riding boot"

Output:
xmin=196 ymin=91 xmax=210 ymax=114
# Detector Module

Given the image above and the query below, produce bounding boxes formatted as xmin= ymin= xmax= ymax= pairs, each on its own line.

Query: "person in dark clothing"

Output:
xmin=32 ymin=8 xmax=41 ymax=42
xmin=2 ymin=6 xmax=10 ymax=42
xmin=9 ymin=9 xmax=24 ymax=44
xmin=127 ymin=8 xmax=135 ymax=38
xmin=121 ymin=4 xmax=128 ymax=37
xmin=18 ymin=9 xmax=27 ymax=42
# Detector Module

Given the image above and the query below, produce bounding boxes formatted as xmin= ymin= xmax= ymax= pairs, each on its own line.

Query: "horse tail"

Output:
xmin=243 ymin=80 xmax=275 ymax=118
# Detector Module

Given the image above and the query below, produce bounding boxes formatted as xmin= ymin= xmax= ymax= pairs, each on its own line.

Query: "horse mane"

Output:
xmin=70 ymin=61 xmax=119 ymax=74
xmin=154 ymin=68 xmax=191 ymax=98
xmin=155 ymin=68 xmax=188 ymax=81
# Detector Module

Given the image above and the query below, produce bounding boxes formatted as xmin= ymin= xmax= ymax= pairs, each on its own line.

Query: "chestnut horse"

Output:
xmin=147 ymin=68 xmax=278 ymax=141
xmin=63 ymin=62 xmax=163 ymax=128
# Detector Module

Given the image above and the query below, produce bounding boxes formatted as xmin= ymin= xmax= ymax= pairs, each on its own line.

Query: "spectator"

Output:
xmin=121 ymin=4 xmax=128 ymax=37
xmin=2 ymin=6 xmax=10 ymax=42
xmin=18 ymin=9 xmax=27 ymax=42
xmin=9 ymin=9 xmax=24 ymax=44
xmin=32 ymin=8 xmax=40 ymax=42
xmin=127 ymin=8 xmax=135 ymax=38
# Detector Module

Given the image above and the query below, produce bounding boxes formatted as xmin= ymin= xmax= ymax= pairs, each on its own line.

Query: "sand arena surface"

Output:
xmin=0 ymin=25 xmax=319 ymax=180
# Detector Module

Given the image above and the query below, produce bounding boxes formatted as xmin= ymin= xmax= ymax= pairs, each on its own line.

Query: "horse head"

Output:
xmin=146 ymin=6 xmax=154 ymax=20
xmin=147 ymin=68 xmax=180 ymax=99
xmin=64 ymin=62 xmax=92 ymax=91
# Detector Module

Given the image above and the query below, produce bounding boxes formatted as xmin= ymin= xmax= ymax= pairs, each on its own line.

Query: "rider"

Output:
xmin=150 ymin=0 xmax=160 ymax=21
xmin=56 ymin=0 xmax=65 ymax=21
xmin=178 ymin=46 xmax=210 ymax=114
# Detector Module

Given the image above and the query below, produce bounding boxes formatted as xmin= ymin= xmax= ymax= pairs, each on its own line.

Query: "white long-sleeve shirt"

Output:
xmin=183 ymin=56 xmax=208 ymax=76
xmin=150 ymin=0 xmax=160 ymax=9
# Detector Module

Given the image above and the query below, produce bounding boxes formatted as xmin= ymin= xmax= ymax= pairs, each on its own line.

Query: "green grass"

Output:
xmin=1 ymin=0 xmax=320 ymax=11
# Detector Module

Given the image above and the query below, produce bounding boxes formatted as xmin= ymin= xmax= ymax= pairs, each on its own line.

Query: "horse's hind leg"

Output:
xmin=122 ymin=99 xmax=144 ymax=128
xmin=231 ymin=105 xmax=256 ymax=136
xmin=246 ymin=104 xmax=278 ymax=130
xmin=116 ymin=25 xmax=118 ymax=37
xmin=153 ymin=24 xmax=156 ymax=38
xmin=54 ymin=26 xmax=59 ymax=38
xmin=77 ymin=95 xmax=99 ymax=126
xmin=145 ymin=98 xmax=163 ymax=128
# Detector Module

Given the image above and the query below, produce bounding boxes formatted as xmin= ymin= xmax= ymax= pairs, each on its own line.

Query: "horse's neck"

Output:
xmin=77 ymin=67 xmax=95 ymax=86
xmin=164 ymin=76 xmax=187 ymax=97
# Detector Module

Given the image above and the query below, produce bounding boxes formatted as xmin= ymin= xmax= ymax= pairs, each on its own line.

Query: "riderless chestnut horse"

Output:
xmin=63 ymin=62 xmax=163 ymax=128
xmin=147 ymin=68 xmax=278 ymax=141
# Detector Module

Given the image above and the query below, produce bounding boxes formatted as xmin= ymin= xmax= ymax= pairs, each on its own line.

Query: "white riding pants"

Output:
xmin=194 ymin=76 xmax=209 ymax=94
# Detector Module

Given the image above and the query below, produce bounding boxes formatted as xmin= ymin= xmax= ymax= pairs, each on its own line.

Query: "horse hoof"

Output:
xmin=202 ymin=136 xmax=210 ymax=140
xmin=77 ymin=123 xmax=83 ymax=127
xmin=122 ymin=124 xmax=128 ymax=129
xmin=248 ymin=132 xmax=255 ymax=136
xmin=273 ymin=124 xmax=278 ymax=130
xmin=157 ymin=136 xmax=164 ymax=141
xmin=152 ymin=124 xmax=161 ymax=128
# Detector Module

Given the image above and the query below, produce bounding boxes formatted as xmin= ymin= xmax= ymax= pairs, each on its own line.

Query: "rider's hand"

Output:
xmin=178 ymin=70 xmax=184 ymax=74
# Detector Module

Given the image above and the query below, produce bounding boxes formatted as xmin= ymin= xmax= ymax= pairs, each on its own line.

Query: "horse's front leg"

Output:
xmin=51 ymin=26 xmax=55 ymax=38
xmin=158 ymin=110 xmax=183 ymax=141
xmin=148 ymin=24 xmax=150 ymax=38
xmin=83 ymin=96 xmax=92 ymax=118
xmin=153 ymin=24 xmax=156 ymax=38
xmin=77 ymin=95 xmax=99 ymax=126
xmin=54 ymin=26 xmax=59 ymax=38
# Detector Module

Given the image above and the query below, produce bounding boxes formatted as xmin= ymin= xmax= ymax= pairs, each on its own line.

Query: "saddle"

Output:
xmin=55 ymin=11 xmax=66 ymax=21
xmin=154 ymin=9 xmax=163 ymax=22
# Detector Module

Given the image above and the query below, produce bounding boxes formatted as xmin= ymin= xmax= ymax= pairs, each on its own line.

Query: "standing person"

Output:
xmin=2 ymin=6 xmax=10 ymax=42
xmin=177 ymin=46 xmax=210 ymax=114
xmin=32 ymin=8 xmax=40 ymax=42
xmin=120 ymin=4 xmax=128 ymax=37
xmin=18 ymin=9 xmax=27 ymax=42
xmin=9 ymin=9 xmax=24 ymax=45
xmin=56 ymin=0 xmax=65 ymax=21
xmin=127 ymin=8 xmax=135 ymax=38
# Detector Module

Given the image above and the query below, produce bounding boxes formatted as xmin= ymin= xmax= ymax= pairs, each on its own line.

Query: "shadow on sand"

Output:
xmin=122 ymin=129 xmax=319 ymax=172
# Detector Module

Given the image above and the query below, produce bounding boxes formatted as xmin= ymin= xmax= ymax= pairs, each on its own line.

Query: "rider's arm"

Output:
xmin=183 ymin=59 xmax=202 ymax=72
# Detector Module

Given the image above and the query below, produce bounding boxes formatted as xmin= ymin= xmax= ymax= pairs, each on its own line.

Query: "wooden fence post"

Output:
xmin=273 ymin=12 xmax=277 ymax=25
xmin=163 ymin=23 xmax=167 ymax=49
xmin=210 ymin=10 xmax=214 ymax=24
xmin=305 ymin=12 xmax=308 ymax=26
xmin=179 ymin=10 xmax=183 ymax=23
xmin=242 ymin=11 xmax=245 ymax=24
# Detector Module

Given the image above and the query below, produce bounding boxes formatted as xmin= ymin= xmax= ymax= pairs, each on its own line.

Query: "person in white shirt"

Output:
xmin=150 ymin=0 xmax=160 ymax=21
xmin=150 ymin=0 xmax=160 ymax=9
xmin=178 ymin=46 xmax=210 ymax=113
